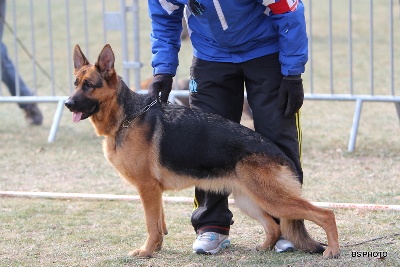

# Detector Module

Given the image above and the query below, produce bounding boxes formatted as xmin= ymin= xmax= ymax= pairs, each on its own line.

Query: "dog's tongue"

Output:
xmin=72 ymin=112 xmax=83 ymax=123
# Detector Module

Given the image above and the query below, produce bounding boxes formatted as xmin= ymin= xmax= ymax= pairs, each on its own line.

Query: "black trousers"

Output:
xmin=189 ymin=53 xmax=303 ymax=235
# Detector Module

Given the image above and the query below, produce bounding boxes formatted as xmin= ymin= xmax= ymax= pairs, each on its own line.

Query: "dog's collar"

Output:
xmin=121 ymin=99 xmax=159 ymax=128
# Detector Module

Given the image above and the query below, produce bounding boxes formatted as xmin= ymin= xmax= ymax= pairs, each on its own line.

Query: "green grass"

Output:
xmin=1 ymin=199 xmax=399 ymax=267
xmin=1 ymin=1 xmax=400 ymax=266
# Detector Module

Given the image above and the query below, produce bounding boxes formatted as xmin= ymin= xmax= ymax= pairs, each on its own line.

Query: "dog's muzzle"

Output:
xmin=64 ymin=98 xmax=99 ymax=123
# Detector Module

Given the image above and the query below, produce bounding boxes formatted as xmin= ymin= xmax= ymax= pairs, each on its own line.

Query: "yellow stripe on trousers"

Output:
xmin=193 ymin=196 xmax=199 ymax=210
xmin=295 ymin=109 xmax=302 ymax=166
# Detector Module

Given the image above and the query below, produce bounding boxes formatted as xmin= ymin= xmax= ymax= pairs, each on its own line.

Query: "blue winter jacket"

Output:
xmin=148 ymin=0 xmax=308 ymax=76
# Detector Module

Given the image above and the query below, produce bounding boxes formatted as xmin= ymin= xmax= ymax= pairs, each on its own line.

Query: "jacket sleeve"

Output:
xmin=268 ymin=1 xmax=308 ymax=76
xmin=148 ymin=0 xmax=184 ymax=76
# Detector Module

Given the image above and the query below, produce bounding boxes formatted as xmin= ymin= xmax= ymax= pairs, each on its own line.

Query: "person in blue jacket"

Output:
xmin=147 ymin=0 xmax=307 ymax=255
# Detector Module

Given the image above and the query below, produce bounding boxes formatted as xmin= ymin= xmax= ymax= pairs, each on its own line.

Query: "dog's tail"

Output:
xmin=280 ymin=219 xmax=325 ymax=253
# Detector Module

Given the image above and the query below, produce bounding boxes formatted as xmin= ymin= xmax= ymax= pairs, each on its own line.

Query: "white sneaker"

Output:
xmin=192 ymin=232 xmax=231 ymax=254
xmin=274 ymin=237 xmax=295 ymax=253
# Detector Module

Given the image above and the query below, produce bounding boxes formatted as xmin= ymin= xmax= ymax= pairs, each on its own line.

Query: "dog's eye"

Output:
xmin=83 ymin=80 xmax=94 ymax=91
xmin=74 ymin=78 xmax=79 ymax=86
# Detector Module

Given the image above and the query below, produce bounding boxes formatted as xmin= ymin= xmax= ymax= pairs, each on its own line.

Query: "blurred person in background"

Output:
xmin=0 ymin=0 xmax=43 ymax=125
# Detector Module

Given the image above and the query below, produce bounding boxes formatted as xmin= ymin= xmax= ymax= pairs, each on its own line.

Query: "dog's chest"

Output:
xmin=102 ymin=134 xmax=150 ymax=176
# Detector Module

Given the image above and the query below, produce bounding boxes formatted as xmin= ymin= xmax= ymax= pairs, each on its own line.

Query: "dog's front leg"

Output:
xmin=129 ymin=184 xmax=165 ymax=258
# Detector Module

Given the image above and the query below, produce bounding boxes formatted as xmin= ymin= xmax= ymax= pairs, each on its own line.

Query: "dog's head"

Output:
xmin=65 ymin=44 xmax=117 ymax=122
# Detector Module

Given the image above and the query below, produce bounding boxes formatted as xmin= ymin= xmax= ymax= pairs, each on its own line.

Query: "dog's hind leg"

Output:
xmin=233 ymin=189 xmax=280 ymax=251
xmin=277 ymin=199 xmax=340 ymax=259
xmin=242 ymin=163 xmax=340 ymax=259
xmin=129 ymin=182 xmax=165 ymax=258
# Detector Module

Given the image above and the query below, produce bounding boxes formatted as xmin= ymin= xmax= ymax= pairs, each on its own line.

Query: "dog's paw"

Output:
xmin=129 ymin=249 xmax=153 ymax=258
xmin=323 ymin=247 xmax=340 ymax=259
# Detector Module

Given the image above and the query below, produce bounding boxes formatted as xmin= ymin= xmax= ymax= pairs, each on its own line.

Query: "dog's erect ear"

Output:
xmin=96 ymin=44 xmax=115 ymax=78
xmin=73 ymin=45 xmax=90 ymax=72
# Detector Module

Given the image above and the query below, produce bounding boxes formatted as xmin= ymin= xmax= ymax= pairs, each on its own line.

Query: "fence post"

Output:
xmin=348 ymin=99 xmax=363 ymax=152
xmin=395 ymin=103 xmax=400 ymax=123
xmin=48 ymin=98 xmax=67 ymax=143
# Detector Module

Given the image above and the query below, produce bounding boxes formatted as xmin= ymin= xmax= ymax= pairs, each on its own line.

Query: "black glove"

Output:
xmin=148 ymin=74 xmax=173 ymax=102
xmin=278 ymin=75 xmax=304 ymax=118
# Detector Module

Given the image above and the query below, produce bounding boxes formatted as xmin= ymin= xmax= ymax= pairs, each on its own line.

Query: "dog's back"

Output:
xmin=137 ymin=103 xmax=297 ymax=180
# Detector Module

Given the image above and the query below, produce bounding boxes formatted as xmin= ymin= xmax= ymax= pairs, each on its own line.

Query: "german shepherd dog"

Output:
xmin=65 ymin=44 xmax=340 ymax=259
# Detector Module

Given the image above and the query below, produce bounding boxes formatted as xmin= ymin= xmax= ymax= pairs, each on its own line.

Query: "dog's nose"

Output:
xmin=65 ymin=99 xmax=75 ymax=110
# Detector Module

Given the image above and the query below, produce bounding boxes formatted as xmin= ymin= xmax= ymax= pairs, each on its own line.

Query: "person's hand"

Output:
xmin=278 ymin=75 xmax=304 ymax=118
xmin=148 ymin=74 xmax=173 ymax=102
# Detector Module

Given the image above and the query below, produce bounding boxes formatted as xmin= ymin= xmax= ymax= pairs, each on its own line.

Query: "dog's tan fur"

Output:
xmin=65 ymin=44 xmax=340 ymax=259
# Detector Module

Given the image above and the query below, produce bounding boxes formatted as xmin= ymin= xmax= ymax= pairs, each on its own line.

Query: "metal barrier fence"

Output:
xmin=0 ymin=0 xmax=399 ymax=151
xmin=303 ymin=0 xmax=400 ymax=151
xmin=0 ymin=0 xmax=141 ymax=142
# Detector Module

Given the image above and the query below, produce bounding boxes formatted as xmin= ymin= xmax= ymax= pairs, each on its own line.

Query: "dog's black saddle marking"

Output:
xmin=150 ymin=104 xmax=292 ymax=179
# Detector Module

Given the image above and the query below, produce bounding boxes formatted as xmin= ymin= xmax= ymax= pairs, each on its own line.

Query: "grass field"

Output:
xmin=1 ymin=1 xmax=399 ymax=266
